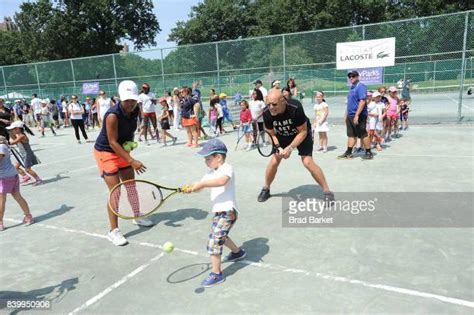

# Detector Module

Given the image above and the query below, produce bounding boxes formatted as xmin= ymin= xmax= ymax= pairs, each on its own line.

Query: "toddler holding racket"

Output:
xmin=185 ymin=139 xmax=246 ymax=287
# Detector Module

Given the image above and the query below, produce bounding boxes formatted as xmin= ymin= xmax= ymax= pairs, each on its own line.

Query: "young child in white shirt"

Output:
xmin=185 ymin=139 xmax=246 ymax=287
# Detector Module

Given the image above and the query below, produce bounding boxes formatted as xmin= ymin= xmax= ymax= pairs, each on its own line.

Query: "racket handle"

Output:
xmin=180 ymin=185 xmax=191 ymax=193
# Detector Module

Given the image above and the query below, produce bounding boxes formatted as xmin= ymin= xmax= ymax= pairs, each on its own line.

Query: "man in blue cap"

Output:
xmin=185 ymin=139 xmax=246 ymax=287
xmin=338 ymin=70 xmax=373 ymax=160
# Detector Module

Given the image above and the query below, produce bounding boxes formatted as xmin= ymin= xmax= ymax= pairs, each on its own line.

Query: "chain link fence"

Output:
xmin=0 ymin=11 xmax=472 ymax=121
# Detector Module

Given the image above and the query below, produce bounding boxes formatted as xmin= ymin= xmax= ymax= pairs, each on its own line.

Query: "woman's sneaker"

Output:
xmin=0 ymin=221 xmax=5 ymax=231
xmin=201 ymin=272 xmax=225 ymax=287
xmin=132 ymin=218 xmax=154 ymax=227
xmin=225 ymin=249 xmax=246 ymax=262
xmin=108 ymin=228 xmax=128 ymax=246
xmin=23 ymin=214 xmax=34 ymax=226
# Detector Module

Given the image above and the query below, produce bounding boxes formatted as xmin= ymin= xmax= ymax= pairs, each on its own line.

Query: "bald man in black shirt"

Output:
xmin=257 ymin=89 xmax=333 ymax=202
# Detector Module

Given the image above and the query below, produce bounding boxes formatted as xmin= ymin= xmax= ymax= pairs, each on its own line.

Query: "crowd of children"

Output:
xmin=312 ymin=85 xmax=410 ymax=153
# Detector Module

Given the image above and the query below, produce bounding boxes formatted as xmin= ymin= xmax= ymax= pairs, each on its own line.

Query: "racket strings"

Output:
xmin=109 ymin=181 xmax=164 ymax=219
xmin=124 ymin=181 xmax=141 ymax=217
xmin=257 ymin=130 xmax=274 ymax=156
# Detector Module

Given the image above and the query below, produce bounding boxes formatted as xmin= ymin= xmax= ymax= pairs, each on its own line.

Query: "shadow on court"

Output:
xmin=34 ymin=204 xmax=74 ymax=223
xmin=41 ymin=174 xmax=70 ymax=185
xmin=273 ymin=184 xmax=325 ymax=201
xmin=222 ymin=237 xmax=270 ymax=277
xmin=0 ymin=277 xmax=78 ymax=313
xmin=166 ymin=237 xmax=269 ymax=288
xmin=151 ymin=208 xmax=208 ymax=227
xmin=124 ymin=208 xmax=208 ymax=238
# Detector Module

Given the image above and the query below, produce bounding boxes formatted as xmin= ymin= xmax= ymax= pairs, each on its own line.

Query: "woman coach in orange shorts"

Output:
xmin=94 ymin=80 xmax=152 ymax=246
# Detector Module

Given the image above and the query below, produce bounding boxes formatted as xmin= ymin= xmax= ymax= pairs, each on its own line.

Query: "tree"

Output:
xmin=168 ymin=0 xmax=255 ymax=45
xmin=0 ymin=0 xmax=160 ymax=65
xmin=168 ymin=0 xmax=471 ymax=44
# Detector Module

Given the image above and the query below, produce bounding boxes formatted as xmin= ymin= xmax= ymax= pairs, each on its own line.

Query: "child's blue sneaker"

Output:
xmin=225 ymin=249 xmax=247 ymax=262
xmin=201 ymin=272 xmax=225 ymax=287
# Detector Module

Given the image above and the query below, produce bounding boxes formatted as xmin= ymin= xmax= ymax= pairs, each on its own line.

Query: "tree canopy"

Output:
xmin=0 ymin=0 xmax=160 ymax=65
xmin=168 ymin=0 xmax=471 ymax=45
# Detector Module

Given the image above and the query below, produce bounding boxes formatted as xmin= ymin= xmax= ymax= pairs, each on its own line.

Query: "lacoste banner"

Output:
xmin=336 ymin=37 xmax=395 ymax=70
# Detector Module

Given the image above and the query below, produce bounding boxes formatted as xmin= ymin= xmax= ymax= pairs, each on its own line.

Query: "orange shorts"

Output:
xmin=94 ymin=149 xmax=131 ymax=177
xmin=182 ymin=117 xmax=197 ymax=127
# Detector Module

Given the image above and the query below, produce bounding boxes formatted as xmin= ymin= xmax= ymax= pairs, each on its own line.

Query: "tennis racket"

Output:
xmin=234 ymin=124 xmax=245 ymax=151
xmin=108 ymin=179 xmax=190 ymax=219
xmin=256 ymin=129 xmax=278 ymax=157
xmin=10 ymin=146 xmax=26 ymax=168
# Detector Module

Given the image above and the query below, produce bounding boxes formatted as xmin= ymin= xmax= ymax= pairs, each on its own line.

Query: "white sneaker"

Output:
xmin=246 ymin=144 xmax=252 ymax=151
xmin=132 ymin=218 xmax=154 ymax=227
xmin=108 ymin=228 xmax=128 ymax=246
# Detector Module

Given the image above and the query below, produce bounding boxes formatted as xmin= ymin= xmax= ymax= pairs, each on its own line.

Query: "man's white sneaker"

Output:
xmin=132 ymin=218 xmax=154 ymax=227
xmin=108 ymin=228 xmax=128 ymax=246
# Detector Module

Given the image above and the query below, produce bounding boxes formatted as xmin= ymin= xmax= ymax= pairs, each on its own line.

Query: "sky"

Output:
xmin=1 ymin=0 xmax=200 ymax=50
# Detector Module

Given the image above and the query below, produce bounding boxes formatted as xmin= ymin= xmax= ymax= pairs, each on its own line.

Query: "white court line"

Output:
xmin=68 ymin=252 xmax=164 ymax=315
xmin=36 ymin=144 xmax=173 ymax=180
xmin=4 ymin=218 xmax=473 ymax=309
xmin=380 ymin=153 xmax=473 ymax=158
xmin=444 ymin=95 xmax=474 ymax=111
xmin=35 ymin=153 xmax=94 ymax=168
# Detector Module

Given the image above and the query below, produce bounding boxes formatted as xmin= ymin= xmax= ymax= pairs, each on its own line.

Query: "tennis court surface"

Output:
xmin=1 ymin=95 xmax=473 ymax=314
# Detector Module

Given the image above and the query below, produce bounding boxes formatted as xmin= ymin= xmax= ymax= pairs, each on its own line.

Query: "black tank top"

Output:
xmin=94 ymin=103 xmax=139 ymax=153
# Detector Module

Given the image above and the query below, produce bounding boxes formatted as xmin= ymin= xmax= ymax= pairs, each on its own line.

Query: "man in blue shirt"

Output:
xmin=338 ymin=71 xmax=373 ymax=160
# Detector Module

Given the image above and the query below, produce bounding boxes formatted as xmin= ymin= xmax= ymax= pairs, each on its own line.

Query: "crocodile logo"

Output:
xmin=377 ymin=51 xmax=390 ymax=59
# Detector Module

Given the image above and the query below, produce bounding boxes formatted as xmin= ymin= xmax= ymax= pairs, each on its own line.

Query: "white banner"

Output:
xmin=336 ymin=37 xmax=395 ymax=70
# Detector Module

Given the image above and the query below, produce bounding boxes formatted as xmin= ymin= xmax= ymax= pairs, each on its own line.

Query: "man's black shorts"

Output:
xmin=346 ymin=115 xmax=368 ymax=138
xmin=278 ymin=134 xmax=313 ymax=156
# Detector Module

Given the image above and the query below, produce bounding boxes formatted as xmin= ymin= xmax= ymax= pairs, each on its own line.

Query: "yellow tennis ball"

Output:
xmin=163 ymin=242 xmax=174 ymax=254
xmin=123 ymin=142 xmax=132 ymax=152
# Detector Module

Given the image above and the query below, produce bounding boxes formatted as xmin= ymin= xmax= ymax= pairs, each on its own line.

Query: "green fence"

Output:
xmin=0 ymin=11 xmax=472 ymax=120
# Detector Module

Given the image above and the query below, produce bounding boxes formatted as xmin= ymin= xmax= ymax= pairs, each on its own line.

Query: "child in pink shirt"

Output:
xmin=239 ymin=100 xmax=253 ymax=151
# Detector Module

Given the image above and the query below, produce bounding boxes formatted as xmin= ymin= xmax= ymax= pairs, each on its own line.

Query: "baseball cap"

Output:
xmin=118 ymin=80 xmax=139 ymax=101
xmin=159 ymin=97 xmax=167 ymax=103
xmin=272 ymin=80 xmax=281 ymax=87
xmin=41 ymin=99 xmax=47 ymax=104
xmin=219 ymin=93 xmax=227 ymax=98
xmin=372 ymin=91 xmax=381 ymax=98
xmin=367 ymin=91 xmax=373 ymax=97
xmin=254 ymin=79 xmax=263 ymax=85
xmin=196 ymin=139 xmax=228 ymax=157
xmin=6 ymin=120 xmax=24 ymax=130
xmin=388 ymin=86 xmax=397 ymax=92
xmin=347 ymin=70 xmax=359 ymax=78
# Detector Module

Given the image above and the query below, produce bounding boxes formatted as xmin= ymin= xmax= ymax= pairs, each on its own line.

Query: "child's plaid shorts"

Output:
xmin=207 ymin=210 xmax=237 ymax=255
